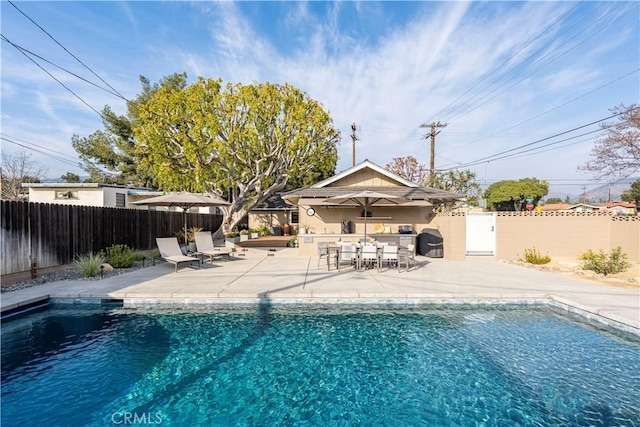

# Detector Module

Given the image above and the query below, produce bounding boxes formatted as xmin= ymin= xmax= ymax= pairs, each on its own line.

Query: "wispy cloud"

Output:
xmin=1 ymin=1 xmax=637 ymax=194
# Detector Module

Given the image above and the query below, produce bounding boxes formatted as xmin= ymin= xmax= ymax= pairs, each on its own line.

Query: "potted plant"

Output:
xmin=250 ymin=228 xmax=259 ymax=239
xmin=300 ymin=223 xmax=310 ymax=234
xmin=225 ymin=231 xmax=240 ymax=245
xmin=240 ymin=229 xmax=250 ymax=242
xmin=186 ymin=226 xmax=203 ymax=252
xmin=256 ymin=224 xmax=270 ymax=237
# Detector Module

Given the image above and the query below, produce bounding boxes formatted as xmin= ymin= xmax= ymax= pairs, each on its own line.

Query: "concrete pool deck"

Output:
xmin=2 ymin=248 xmax=639 ymax=334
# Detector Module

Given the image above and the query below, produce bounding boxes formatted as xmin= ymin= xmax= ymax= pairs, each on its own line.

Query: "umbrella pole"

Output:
xmin=183 ymin=209 xmax=188 ymax=253
xmin=364 ymin=205 xmax=367 ymax=240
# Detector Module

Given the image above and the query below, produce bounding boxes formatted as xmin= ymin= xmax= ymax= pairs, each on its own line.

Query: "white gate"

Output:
xmin=465 ymin=212 xmax=496 ymax=256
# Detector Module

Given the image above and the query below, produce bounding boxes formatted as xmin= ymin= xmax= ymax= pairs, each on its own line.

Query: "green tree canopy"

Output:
xmin=426 ymin=169 xmax=483 ymax=207
xmin=61 ymin=172 xmax=80 ymax=183
xmin=72 ymin=73 xmax=188 ymax=185
xmin=621 ymin=178 xmax=640 ymax=213
xmin=484 ymin=177 xmax=549 ymax=211
xmin=134 ymin=78 xmax=339 ymax=232
xmin=544 ymin=197 xmax=564 ymax=204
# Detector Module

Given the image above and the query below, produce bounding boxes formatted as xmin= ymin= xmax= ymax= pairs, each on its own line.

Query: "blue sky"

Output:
xmin=1 ymin=1 xmax=638 ymax=198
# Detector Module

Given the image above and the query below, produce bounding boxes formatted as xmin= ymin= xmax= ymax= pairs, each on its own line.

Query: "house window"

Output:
xmin=115 ymin=193 xmax=126 ymax=208
xmin=290 ymin=211 xmax=299 ymax=225
xmin=55 ymin=190 xmax=78 ymax=199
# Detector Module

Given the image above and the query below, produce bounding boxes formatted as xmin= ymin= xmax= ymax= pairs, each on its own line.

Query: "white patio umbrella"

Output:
xmin=323 ymin=190 xmax=409 ymax=239
xmin=131 ymin=192 xmax=230 ymax=248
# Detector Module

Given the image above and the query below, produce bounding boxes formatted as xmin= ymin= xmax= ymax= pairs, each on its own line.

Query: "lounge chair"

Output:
xmin=194 ymin=231 xmax=234 ymax=263
xmin=156 ymin=237 xmax=201 ymax=272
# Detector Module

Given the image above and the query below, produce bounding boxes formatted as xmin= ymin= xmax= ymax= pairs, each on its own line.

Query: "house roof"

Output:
xmin=283 ymin=160 xmax=462 ymax=206
xmin=252 ymin=192 xmax=296 ymax=211
xmin=595 ymin=202 xmax=636 ymax=209
xmin=22 ymin=183 xmax=153 ymax=191
xmin=540 ymin=203 xmax=571 ymax=211
xmin=566 ymin=203 xmax=606 ymax=210
xmin=311 ymin=159 xmax=419 ymax=188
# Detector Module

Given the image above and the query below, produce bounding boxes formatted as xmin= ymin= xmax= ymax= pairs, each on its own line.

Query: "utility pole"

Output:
xmin=420 ymin=121 xmax=448 ymax=177
xmin=351 ymin=123 xmax=358 ymax=167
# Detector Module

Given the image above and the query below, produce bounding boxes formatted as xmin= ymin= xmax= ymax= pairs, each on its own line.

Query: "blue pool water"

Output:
xmin=1 ymin=305 xmax=639 ymax=426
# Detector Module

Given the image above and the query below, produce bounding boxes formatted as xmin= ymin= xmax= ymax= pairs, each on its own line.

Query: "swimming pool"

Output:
xmin=2 ymin=305 xmax=639 ymax=426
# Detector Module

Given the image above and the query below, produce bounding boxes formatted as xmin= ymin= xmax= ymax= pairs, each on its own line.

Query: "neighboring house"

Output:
xmin=595 ymin=202 xmax=637 ymax=215
xmin=21 ymin=183 xmax=161 ymax=208
xmin=536 ymin=202 xmax=637 ymax=215
xmin=566 ymin=203 xmax=607 ymax=213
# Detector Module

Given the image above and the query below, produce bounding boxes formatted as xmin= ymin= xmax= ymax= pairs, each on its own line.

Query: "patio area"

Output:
xmin=2 ymin=248 xmax=638 ymax=335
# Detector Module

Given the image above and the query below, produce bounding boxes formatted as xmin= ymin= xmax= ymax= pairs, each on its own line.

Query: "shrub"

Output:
xmin=101 ymin=244 xmax=135 ymax=268
xmin=74 ymin=252 xmax=106 ymax=278
xmin=580 ymin=246 xmax=630 ymax=276
xmin=521 ymin=247 xmax=551 ymax=265
xmin=255 ymin=224 xmax=270 ymax=236
xmin=225 ymin=231 xmax=240 ymax=238
xmin=239 ymin=229 xmax=250 ymax=235
xmin=187 ymin=226 xmax=203 ymax=242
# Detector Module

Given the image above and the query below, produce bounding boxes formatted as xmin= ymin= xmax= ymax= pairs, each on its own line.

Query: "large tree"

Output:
xmin=580 ymin=104 xmax=640 ymax=179
xmin=72 ymin=73 xmax=188 ymax=185
xmin=1 ymin=149 xmax=48 ymax=201
xmin=483 ymin=177 xmax=549 ymax=211
xmin=621 ymin=178 xmax=640 ymax=214
xmin=384 ymin=156 xmax=429 ymax=183
xmin=135 ymin=78 xmax=340 ymax=232
xmin=426 ymin=170 xmax=483 ymax=207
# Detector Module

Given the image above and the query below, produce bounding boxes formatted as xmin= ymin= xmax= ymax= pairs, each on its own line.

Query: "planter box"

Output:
xmin=240 ymin=235 xmax=249 ymax=242
xmin=226 ymin=236 xmax=240 ymax=245
xmin=250 ymin=233 xmax=259 ymax=239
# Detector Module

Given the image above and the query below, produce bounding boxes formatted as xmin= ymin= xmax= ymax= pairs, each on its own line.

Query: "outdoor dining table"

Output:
xmin=326 ymin=243 xmax=410 ymax=272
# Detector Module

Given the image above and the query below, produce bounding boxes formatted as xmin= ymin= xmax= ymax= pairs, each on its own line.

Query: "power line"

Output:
xmin=438 ymin=67 xmax=640 ymax=155
xmin=443 ymin=3 xmax=637 ymax=124
xmin=0 ymin=35 xmax=125 ymax=99
xmin=2 ymin=136 xmax=81 ymax=168
xmin=428 ymin=1 xmax=585 ymax=122
xmin=440 ymin=107 xmax=638 ymax=170
xmin=1 ymin=34 xmax=104 ymax=118
xmin=7 ymin=0 xmax=127 ymax=101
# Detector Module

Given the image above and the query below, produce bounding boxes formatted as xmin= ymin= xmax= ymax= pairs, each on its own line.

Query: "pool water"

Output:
xmin=2 ymin=306 xmax=639 ymax=426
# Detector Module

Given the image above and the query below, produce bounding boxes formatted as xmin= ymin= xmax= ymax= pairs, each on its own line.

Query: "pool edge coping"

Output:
xmin=38 ymin=295 xmax=640 ymax=337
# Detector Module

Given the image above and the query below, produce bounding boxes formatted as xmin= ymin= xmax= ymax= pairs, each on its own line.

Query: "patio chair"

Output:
xmin=317 ymin=242 xmax=330 ymax=268
xmin=338 ymin=243 xmax=358 ymax=271
xmin=360 ymin=244 xmax=379 ymax=270
xmin=156 ymin=237 xmax=201 ymax=272
xmin=398 ymin=243 xmax=417 ymax=272
xmin=379 ymin=245 xmax=399 ymax=272
xmin=194 ymin=231 xmax=234 ymax=263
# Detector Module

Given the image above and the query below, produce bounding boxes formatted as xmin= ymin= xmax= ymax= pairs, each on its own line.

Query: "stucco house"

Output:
xmin=21 ymin=183 xmax=161 ymax=209
xmin=281 ymin=160 xmax=462 ymax=256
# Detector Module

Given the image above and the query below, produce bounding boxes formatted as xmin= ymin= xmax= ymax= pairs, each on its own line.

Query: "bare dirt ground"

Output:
xmin=506 ymin=258 xmax=640 ymax=289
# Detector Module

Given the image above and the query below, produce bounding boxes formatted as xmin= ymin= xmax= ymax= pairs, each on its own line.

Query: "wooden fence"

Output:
xmin=1 ymin=201 xmax=223 ymax=275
